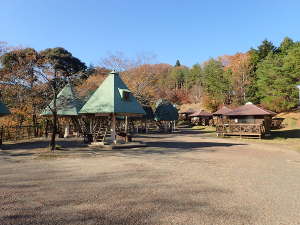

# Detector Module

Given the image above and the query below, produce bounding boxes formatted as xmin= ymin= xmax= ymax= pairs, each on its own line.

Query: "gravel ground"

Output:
xmin=1 ymin=129 xmax=300 ymax=225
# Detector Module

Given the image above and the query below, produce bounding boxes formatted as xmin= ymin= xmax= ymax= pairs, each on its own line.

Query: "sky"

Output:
xmin=1 ymin=0 xmax=300 ymax=67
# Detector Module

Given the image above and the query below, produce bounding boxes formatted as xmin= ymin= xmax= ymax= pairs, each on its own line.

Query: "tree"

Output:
xmin=222 ymin=53 xmax=252 ymax=105
xmin=257 ymin=39 xmax=277 ymax=60
xmin=201 ymin=59 xmax=231 ymax=110
xmin=256 ymin=51 xmax=298 ymax=112
xmin=0 ymin=48 xmax=45 ymax=129
xmin=279 ymin=37 xmax=295 ymax=54
xmin=245 ymin=40 xmax=277 ymax=104
xmin=175 ymin=59 xmax=181 ymax=67
xmin=186 ymin=64 xmax=202 ymax=88
xmin=39 ymin=47 xmax=86 ymax=151
xmin=169 ymin=66 xmax=189 ymax=89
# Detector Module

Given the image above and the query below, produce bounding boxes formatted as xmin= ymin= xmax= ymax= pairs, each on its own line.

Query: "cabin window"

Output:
xmin=238 ymin=116 xmax=255 ymax=124
xmin=122 ymin=90 xmax=130 ymax=101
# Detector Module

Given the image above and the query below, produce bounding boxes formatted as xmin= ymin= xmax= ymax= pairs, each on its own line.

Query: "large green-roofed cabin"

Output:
xmin=79 ymin=71 xmax=145 ymax=144
xmin=80 ymin=71 xmax=145 ymax=116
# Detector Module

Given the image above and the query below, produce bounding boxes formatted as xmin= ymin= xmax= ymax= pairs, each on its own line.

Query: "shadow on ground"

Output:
xmin=85 ymin=141 xmax=246 ymax=157
xmin=136 ymin=128 xmax=215 ymax=139
xmin=269 ymin=129 xmax=300 ymax=139
xmin=1 ymin=139 xmax=87 ymax=151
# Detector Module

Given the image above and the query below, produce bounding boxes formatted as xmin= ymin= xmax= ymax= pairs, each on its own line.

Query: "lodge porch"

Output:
xmin=216 ymin=123 xmax=266 ymax=138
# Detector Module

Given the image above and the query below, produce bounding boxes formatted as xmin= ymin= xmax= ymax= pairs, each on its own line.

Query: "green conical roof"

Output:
xmin=41 ymin=83 xmax=83 ymax=116
xmin=79 ymin=71 xmax=145 ymax=115
xmin=0 ymin=101 xmax=10 ymax=116
xmin=154 ymin=99 xmax=179 ymax=121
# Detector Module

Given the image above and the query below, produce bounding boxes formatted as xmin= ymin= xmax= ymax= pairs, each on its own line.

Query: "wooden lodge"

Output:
xmin=212 ymin=106 xmax=232 ymax=125
xmin=215 ymin=103 xmax=276 ymax=138
xmin=179 ymin=108 xmax=196 ymax=122
xmin=189 ymin=110 xmax=213 ymax=126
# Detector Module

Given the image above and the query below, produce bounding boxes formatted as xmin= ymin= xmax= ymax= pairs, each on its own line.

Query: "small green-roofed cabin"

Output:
xmin=41 ymin=83 xmax=83 ymax=117
xmin=0 ymin=101 xmax=10 ymax=117
xmin=154 ymin=99 xmax=178 ymax=132
xmin=154 ymin=99 xmax=179 ymax=122
xmin=79 ymin=71 xmax=145 ymax=143
xmin=0 ymin=101 xmax=10 ymax=145
xmin=41 ymin=83 xmax=84 ymax=138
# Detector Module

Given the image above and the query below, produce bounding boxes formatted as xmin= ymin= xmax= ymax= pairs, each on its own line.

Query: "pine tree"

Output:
xmin=175 ymin=59 xmax=181 ymax=67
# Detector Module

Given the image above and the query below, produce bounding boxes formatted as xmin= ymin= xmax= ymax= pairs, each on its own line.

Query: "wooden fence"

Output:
xmin=0 ymin=125 xmax=44 ymax=143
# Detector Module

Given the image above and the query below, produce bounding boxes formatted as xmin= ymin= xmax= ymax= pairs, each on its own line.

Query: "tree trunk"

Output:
xmin=50 ymin=111 xmax=57 ymax=151
xmin=50 ymin=69 xmax=58 ymax=151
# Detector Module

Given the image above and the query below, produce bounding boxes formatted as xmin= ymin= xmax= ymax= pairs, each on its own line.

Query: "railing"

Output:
xmin=216 ymin=123 xmax=265 ymax=136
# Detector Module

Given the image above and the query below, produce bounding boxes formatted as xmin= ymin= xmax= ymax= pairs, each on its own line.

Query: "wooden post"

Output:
xmin=125 ymin=116 xmax=128 ymax=134
xmin=0 ymin=126 xmax=3 ymax=146
xmin=90 ymin=116 xmax=93 ymax=140
xmin=239 ymin=125 xmax=242 ymax=138
xmin=64 ymin=123 xmax=70 ymax=138
xmin=111 ymin=113 xmax=117 ymax=144
xmin=125 ymin=116 xmax=128 ymax=142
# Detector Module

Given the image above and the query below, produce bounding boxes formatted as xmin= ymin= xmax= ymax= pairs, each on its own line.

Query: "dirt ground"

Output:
xmin=1 ymin=129 xmax=300 ymax=225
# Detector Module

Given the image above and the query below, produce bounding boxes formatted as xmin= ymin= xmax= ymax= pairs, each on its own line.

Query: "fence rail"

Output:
xmin=0 ymin=125 xmax=43 ymax=143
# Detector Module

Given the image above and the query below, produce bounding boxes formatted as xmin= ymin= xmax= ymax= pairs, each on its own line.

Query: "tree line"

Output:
xmin=1 ymin=37 xmax=300 ymax=129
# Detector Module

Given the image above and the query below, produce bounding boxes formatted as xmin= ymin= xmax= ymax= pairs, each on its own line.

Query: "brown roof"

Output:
xmin=213 ymin=106 xmax=232 ymax=115
xmin=179 ymin=108 xmax=196 ymax=114
xmin=189 ymin=110 xmax=212 ymax=117
xmin=224 ymin=103 xmax=276 ymax=116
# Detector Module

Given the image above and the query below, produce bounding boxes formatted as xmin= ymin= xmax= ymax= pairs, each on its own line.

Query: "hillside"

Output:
xmin=276 ymin=108 xmax=300 ymax=129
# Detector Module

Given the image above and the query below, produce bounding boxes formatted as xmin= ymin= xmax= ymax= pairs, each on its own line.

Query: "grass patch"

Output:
xmin=192 ymin=126 xmax=215 ymax=131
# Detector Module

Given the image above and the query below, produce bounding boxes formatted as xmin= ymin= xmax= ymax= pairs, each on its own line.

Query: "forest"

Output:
xmin=0 ymin=37 xmax=300 ymax=127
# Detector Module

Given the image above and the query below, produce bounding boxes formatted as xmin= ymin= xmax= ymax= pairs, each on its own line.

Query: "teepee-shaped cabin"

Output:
xmin=80 ymin=71 xmax=145 ymax=143
xmin=41 ymin=83 xmax=83 ymax=117
xmin=0 ymin=101 xmax=10 ymax=145
xmin=41 ymin=83 xmax=84 ymax=137
xmin=0 ymin=101 xmax=10 ymax=117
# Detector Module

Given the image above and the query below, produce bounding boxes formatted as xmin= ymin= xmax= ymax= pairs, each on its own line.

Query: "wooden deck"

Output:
xmin=216 ymin=123 xmax=265 ymax=138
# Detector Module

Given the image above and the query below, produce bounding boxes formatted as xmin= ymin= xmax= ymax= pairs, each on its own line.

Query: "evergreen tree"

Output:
xmin=245 ymin=39 xmax=277 ymax=103
xmin=170 ymin=66 xmax=189 ymax=89
xmin=256 ymin=49 xmax=298 ymax=112
xmin=175 ymin=59 xmax=181 ymax=67
xmin=202 ymin=59 xmax=231 ymax=110
xmin=279 ymin=37 xmax=295 ymax=54
xmin=186 ymin=64 xmax=202 ymax=88
xmin=257 ymin=39 xmax=277 ymax=60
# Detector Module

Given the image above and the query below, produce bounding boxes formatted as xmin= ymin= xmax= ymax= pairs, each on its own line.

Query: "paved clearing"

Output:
xmin=1 ymin=129 xmax=300 ymax=225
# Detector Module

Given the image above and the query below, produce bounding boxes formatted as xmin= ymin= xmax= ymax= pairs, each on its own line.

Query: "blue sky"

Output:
xmin=1 ymin=0 xmax=300 ymax=66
